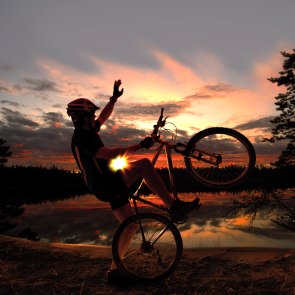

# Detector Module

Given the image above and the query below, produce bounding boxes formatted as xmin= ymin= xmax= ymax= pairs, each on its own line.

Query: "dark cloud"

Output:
xmin=101 ymin=118 xmax=147 ymax=146
xmin=0 ymin=84 xmax=24 ymax=95
xmin=230 ymin=116 xmax=287 ymax=156
xmin=0 ymin=86 xmax=10 ymax=93
xmin=170 ymin=127 xmax=191 ymax=142
xmin=13 ymin=85 xmax=23 ymax=92
xmin=95 ymin=93 xmax=110 ymax=100
xmin=23 ymin=78 xmax=59 ymax=92
xmin=209 ymin=218 xmax=223 ymax=227
xmin=116 ymin=100 xmax=191 ymax=120
xmin=41 ymin=111 xmax=74 ymax=129
xmin=41 ymin=112 xmax=67 ymax=125
xmin=0 ymin=122 xmax=73 ymax=155
xmin=185 ymin=93 xmax=212 ymax=100
xmin=234 ymin=116 xmax=275 ymax=131
xmin=0 ymin=83 xmax=24 ymax=94
xmin=0 ymin=108 xmax=73 ymax=161
xmin=0 ymin=65 xmax=15 ymax=72
xmin=186 ymin=135 xmax=254 ymax=154
xmin=252 ymin=137 xmax=287 ymax=155
xmin=98 ymin=102 xmax=193 ymax=145
xmin=204 ymin=83 xmax=237 ymax=93
xmin=52 ymin=103 xmax=64 ymax=108
xmin=0 ymin=100 xmax=20 ymax=107
xmin=0 ymin=108 xmax=150 ymax=166
xmin=0 ymin=108 xmax=283 ymax=168
xmin=185 ymin=83 xmax=238 ymax=100
xmin=1 ymin=107 xmax=39 ymax=128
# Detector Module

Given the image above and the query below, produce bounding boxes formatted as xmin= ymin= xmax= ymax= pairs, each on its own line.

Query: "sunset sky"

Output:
xmin=0 ymin=0 xmax=294 ymax=170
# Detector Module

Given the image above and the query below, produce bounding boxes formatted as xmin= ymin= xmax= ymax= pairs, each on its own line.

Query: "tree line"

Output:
xmin=1 ymin=164 xmax=294 ymax=196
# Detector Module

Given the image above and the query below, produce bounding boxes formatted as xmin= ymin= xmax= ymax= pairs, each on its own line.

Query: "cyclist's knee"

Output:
xmin=134 ymin=158 xmax=152 ymax=169
xmin=142 ymin=158 xmax=153 ymax=167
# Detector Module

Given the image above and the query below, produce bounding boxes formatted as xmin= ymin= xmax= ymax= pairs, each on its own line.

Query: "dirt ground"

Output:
xmin=1 ymin=235 xmax=295 ymax=295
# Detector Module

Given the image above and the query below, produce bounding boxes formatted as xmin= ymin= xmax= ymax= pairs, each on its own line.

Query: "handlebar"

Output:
xmin=159 ymin=108 xmax=164 ymax=122
xmin=151 ymin=108 xmax=180 ymax=148
xmin=152 ymin=108 xmax=166 ymax=136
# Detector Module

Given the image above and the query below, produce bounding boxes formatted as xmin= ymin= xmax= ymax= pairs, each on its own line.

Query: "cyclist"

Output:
xmin=67 ymin=80 xmax=200 ymax=284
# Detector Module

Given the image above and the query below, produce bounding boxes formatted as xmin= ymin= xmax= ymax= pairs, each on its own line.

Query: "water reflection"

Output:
xmin=1 ymin=190 xmax=295 ymax=248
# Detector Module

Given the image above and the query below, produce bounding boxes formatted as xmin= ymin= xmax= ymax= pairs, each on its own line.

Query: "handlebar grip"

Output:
xmin=158 ymin=108 xmax=164 ymax=123
xmin=152 ymin=125 xmax=158 ymax=135
xmin=152 ymin=108 xmax=165 ymax=136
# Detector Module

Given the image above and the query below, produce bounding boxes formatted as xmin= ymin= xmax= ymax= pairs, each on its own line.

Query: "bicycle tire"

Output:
xmin=112 ymin=213 xmax=183 ymax=282
xmin=184 ymin=127 xmax=256 ymax=189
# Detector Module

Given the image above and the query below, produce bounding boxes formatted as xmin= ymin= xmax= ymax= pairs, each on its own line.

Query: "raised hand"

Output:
xmin=110 ymin=80 xmax=124 ymax=102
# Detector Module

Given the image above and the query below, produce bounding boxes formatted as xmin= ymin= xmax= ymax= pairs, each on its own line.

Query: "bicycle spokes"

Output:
xmin=185 ymin=127 xmax=256 ymax=188
xmin=190 ymin=148 xmax=222 ymax=166
xmin=113 ymin=214 xmax=182 ymax=281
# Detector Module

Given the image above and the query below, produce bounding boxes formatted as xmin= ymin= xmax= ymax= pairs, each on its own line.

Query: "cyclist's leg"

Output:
xmin=121 ymin=158 xmax=201 ymax=222
xmin=109 ymin=158 xmax=175 ymax=272
xmin=109 ymin=202 xmax=137 ymax=271
xmin=121 ymin=158 xmax=174 ymax=207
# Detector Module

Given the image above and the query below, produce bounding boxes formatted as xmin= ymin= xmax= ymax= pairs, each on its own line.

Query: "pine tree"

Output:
xmin=267 ymin=49 xmax=295 ymax=167
xmin=0 ymin=138 xmax=12 ymax=166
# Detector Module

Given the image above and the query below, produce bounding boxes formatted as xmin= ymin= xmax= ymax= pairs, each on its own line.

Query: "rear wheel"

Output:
xmin=184 ymin=127 xmax=256 ymax=189
xmin=112 ymin=213 xmax=183 ymax=281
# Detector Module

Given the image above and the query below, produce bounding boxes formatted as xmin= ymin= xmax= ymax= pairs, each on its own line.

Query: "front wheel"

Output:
xmin=112 ymin=213 xmax=183 ymax=282
xmin=184 ymin=127 xmax=256 ymax=189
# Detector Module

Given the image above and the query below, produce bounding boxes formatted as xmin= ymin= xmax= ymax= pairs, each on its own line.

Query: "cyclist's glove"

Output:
xmin=140 ymin=136 xmax=154 ymax=149
xmin=110 ymin=80 xmax=124 ymax=102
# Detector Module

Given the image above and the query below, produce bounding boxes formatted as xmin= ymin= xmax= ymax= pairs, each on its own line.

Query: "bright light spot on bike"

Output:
xmin=109 ymin=155 xmax=129 ymax=171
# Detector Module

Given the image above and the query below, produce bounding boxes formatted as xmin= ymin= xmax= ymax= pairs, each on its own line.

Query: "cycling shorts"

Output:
xmin=92 ymin=171 xmax=130 ymax=210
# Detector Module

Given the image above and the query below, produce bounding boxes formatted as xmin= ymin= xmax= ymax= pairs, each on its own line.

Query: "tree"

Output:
xmin=224 ymin=189 xmax=295 ymax=232
xmin=0 ymin=138 xmax=12 ymax=166
xmin=267 ymin=49 xmax=295 ymax=167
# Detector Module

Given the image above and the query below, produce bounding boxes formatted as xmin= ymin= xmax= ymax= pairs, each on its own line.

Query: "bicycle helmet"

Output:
xmin=67 ymin=98 xmax=100 ymax=114
xmin=67 ymin=98 xmax=100 ymax=122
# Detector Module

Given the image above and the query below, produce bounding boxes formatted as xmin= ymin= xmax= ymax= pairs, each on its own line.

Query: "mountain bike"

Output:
xmin=112 ymin=108 xmax=256 ymax=281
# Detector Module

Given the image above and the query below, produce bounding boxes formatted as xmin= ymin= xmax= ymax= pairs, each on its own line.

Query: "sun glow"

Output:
xmin=109 ymin=155 xmax=129 ymax=171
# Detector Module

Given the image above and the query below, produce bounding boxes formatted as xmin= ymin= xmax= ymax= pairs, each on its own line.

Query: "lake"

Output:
xmin=2 ymin=189 xmax=295 ymax=248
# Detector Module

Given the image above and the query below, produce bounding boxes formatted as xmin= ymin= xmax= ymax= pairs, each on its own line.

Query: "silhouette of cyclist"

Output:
xmin=67 ymin=80 xmax=200 ymax=284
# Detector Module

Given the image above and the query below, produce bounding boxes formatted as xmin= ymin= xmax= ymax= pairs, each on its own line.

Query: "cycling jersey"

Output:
xmin=71 ymin=122 xmax=129 ymax=209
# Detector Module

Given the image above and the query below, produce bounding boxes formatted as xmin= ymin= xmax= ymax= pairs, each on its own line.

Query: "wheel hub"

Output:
xmin=141 ymin=241 xmax=153 ymax=253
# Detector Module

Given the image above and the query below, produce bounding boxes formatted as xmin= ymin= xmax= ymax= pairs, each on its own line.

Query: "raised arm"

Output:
xmin=96 ymin=80 xmax=124 ymax=126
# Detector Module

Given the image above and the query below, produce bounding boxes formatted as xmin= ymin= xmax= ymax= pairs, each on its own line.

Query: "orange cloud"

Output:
xmin=33 ymin=47 xmax=291 ymax=169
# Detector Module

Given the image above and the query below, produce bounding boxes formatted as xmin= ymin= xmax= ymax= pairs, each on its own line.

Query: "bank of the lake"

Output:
xmin=1 ymin=235 xmax=295 ymax=295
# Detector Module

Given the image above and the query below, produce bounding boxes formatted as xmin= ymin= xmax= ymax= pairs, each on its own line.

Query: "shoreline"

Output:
xmin=2 ymin=234 xmax=295 ymax=260
xmin=1 ymin=235 xmax=295 ymax=294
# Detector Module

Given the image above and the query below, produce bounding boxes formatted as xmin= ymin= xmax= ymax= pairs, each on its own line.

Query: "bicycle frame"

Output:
xmin=128 ymin=107 xmax=213 ymax=242
xmin=132 ymin=141 xmax=177 ymax=207
xmin=122 ymin=108 xmax=216 ymax=256
xmin=128 ymin=142 xmax=175 ymax=246
xmin=130 ymin=107 xmax=221 ymax=214
xmin=113 ymin=108 xmax=255 ymax=279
